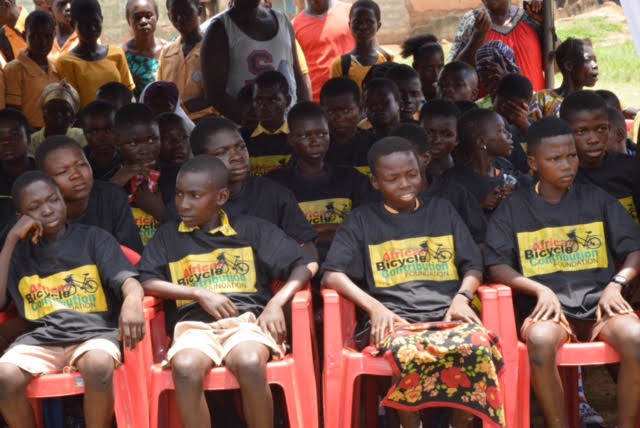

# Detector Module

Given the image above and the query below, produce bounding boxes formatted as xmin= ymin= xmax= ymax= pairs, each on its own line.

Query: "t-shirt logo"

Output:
xmin=168 ymin=247 xmax=257 ymax=308
xmin=618 ymin=196 xmax=639 ymax=224
xmin=132 ymin=207 xmax=159 ymax=246
xmin=249 ymin=155 xmax=292 ymax=177
xmin=18 ymin=265 xmax=109 ymax=320
xmin=517 ymin=221 xmax=608 ymax=277
xmin=299 ymin=198 xmax=352 ymax=225
xmin=368 ymin=236 xmax=459 ymax=287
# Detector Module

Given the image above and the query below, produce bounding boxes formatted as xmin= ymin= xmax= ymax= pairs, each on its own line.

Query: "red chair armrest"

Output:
xmin=120 ymin=245 xmax=142 ymax=266
xmin=291 ymin=288 xmax=314 ymax=359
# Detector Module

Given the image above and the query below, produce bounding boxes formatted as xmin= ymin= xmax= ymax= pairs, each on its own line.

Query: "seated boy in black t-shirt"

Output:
xmin=390 ymin=123 xmax=487 ymax=245
xmin=322 ymin=137 xmax=485 ymax=427
xmin=0 ymin=171 xmax=145 ymax=427
xmin=80 ymin=101 xmax=122 ymax=181
xmin=320 ymin=78 xmax=376 ymax=169
xmin=485 ymin=117 xmax=640 ymax=428
xmin=419 ymin=99 xmax=461 ymax=177
xmin=559 ymin=90 xmax=639 ymax=222
xmin=111 ymin=104 xmax=179 ymax=246
xmin=35 ymin=136 xmax=143 ymax=253
xmin=240 ymin=71 xmax=292 ymax=177
xmin=436 ymin=62 xmax=478 ymax=103
xmin=385 ymin=64 xmax=423 ymax=124
xmin=267 ymin=102 xmax=373 ymax=260
xmin=138 ymin=155 xmax=318 ymax=428
xmin=190 ymin=117 xmax=319 ymax=259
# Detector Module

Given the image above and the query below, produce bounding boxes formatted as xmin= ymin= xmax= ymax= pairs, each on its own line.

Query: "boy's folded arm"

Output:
xmin=141 ymin=278 xmax=203 ymax=301
xmin=119 ymin=277 xmax=146 ymax=349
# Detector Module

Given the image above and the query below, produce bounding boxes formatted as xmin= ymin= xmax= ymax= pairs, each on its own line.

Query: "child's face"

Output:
xmin=128 ymin=0 xmax=158 ymax=39
xmin=26 ymin=24 xmax=55 ymax=59
xmin=42 ymin=146 xmax=94 ymax=203
xmin=414 ymin=52 xmax=443 ymax=99
xmin=396 ymin=77 xmax=423 ymax=121
xmin=437 ymin=70 xmax=477 ymax=102
xmin=566 ymin=109 xmax=609 ymax=167
xmin=322 ymin=94 xmax=361 ymax=139
xmin=33 ymin=0 xmax=51 ymax=13
xmin=168 ymin=0 xmax=200 ymax=36
xmin=528 ymin=134 xmax=579 ymax=190
xmin=494 ymin=95 xmax=531 ymax=123
xmin=253 ymin=84 xmax=289 ymax=126
xmin=19 ymin=180 xmax=67 ymax=238
xmin=0 ymin=119 xmax=28 ymax=165
xmin=365 ymin=88 xmax=400 ymax=130
xmin=52 ymin=0 xmax=71 ymax=27
xmin=571 ymin=44 xmax=598 ymax=88
xmin=160 ymin=121 xmax=191 ymax=166
xmin=201 ymin=128 xmax=250 ymax=184
xmin=370 ymin=151 xmax=422 ymax=211
xmin=175 ymin=170 xmax=229 ymax=229
xmin=482 ymin=114 xmax=513 ymax=158
xmin=349 ymin=7 xmax=379 ymax=42
xmin=84 ymin=113 xmax=115 ymax=157
xmin=74 ymin=11 xmax=102 ymax=44
xmin=289 ymin=117 xmax=330 ymax=163
xmin=421 ymin=115 xmax=457 ymax=161
xmin=117 ymin=123 xmax=161 ymax=166
xmin=43 ymin=99 xmax=75 ymax=134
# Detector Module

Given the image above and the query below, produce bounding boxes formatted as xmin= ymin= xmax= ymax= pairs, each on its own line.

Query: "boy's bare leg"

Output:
xmin=75 ymin=350 xmax=116 ymax=428
xmin=451 ymin=409 xmax=474 ymax=427
xmin=0 ymin=363 xmax=36 ymax=428
xmin=397 ymin=410 xmax=421 ymax=428
xmin=598 ymin=314 xmax=640 ymax=428
xmin=225 ymin=341 xmax=272 ymax=428
xmin=171 ymin=349 xmax=214 ymax=428
xmin=525 ymin=321 xmax=569 ymax=428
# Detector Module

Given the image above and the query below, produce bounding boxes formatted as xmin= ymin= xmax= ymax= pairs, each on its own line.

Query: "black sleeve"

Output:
xmin=321 ymin=210 xmax=366 ymax=281
xmin=91 ymin=228 xmax=139 ymax=293
xmin=351 ymin=169 xmax=377 ymax=207
xmin=274 ymin=183 xmax=318 ymax=243
xmin=445 ymin=202 xmax=483 ymax=275
xmin=109 ymin=184 xmax=144 ymax=253
xmin=601 ymin=190 xmax=640 ymax=261
xmin=450 ymin=187 xmax=487 ymax=244
xmin=484 ymin=202 xmax=519 ymax=268
xmin=137 ymin=225 xmax=171 ymax=282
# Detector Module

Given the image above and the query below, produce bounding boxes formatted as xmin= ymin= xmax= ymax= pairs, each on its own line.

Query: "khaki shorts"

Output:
xmin=0 ymin=338 xmax=121 ymax=376
xmin=166 ymin=312 xmax=284 ymax=367
xmin=521 ymin=312 xmax=639 ymax=343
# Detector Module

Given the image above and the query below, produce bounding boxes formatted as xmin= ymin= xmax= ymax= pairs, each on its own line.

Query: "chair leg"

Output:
xmin=349 ymin=373 xmax=362 ymax=428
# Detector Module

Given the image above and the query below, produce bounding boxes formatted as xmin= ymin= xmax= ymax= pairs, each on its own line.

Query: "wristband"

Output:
xmin=457 ymin=290 xmax=474 ymax=301
xmin=612 ymin=274 xmax=629 ymax=289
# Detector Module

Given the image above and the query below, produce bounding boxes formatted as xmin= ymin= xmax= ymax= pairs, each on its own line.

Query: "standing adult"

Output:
xmin=293 ymin=0 xmax=354 ymax=102
xmin=450 ymin=0 xmax=545 ymax=92
xmin=201 ymin=0 xmax=309 ymax=124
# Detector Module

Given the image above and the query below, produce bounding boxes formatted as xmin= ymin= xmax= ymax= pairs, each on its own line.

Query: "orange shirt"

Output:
xmin=1 ymin=7 xmax=27 ymax=63
xmin=48 ymin=31 xmax=80 ymax=63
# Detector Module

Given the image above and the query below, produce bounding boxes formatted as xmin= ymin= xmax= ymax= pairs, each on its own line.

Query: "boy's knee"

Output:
xmin=526 ymin=325 xmax=562 ymax=367
xmin=616 ymin=324 xmax=640 ymax=363
xmin=228 ymin=350 xmax=267 ymax=382
xmin=78 ymin=351 xmax=115 ymax=392
xmin=0 ymin=363 xmax=29 ymax=402
xmin=171 ymin=351 xmax=206 ymax=388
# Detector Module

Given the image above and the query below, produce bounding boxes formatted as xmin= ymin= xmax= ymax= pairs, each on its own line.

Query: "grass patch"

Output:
xmin=556 ymin=16 xmax=623 ymax=43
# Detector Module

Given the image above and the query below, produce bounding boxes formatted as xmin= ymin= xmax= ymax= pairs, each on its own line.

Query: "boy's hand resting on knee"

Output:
xmin=444 ymin=294 xmax=482 ymax=324
xmin=369 ymin=302 xmax=407 ymax=347
xmin=596 ymin=282 xmax=634 ymax=321
xmin=119 ymin=283 xmax=146 ymax=349
xmin=9 ymin=215 xmax=43 ymax=245
xmin=532 ymin=286 xmax=562 ymax=322
xmin=257 ymin=301 xmax=287 ymax=344
xmin=196 ymin=288 xmax=239 ymax=320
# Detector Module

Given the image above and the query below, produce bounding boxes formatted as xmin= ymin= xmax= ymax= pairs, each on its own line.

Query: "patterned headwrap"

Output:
xmin=41 ymin=79 xmax=81 ymax=114
xmin=475 ymin=40 xmax=521 ymax=75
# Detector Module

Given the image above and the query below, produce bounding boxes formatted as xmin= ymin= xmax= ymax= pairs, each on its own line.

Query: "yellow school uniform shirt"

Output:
xmin=4 ymin=50 xmax=60 ymax=128
xmin=329 ymin=51 xmax=392 ymax=90
xmin=48 ymin=32 xmax=80 ymax=63
xmin=158 ymin=38 xmax=216 ymax=121
xmin=1 ymin=7 xmax=27 ymax=63
xmin=56 ymin=45 xmax=135 ymax=108
xmin=29 ymin=127 xmax=87 ymax=156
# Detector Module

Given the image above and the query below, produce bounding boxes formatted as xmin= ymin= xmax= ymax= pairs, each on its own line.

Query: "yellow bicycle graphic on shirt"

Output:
xmin=419 ymin=240 xmax=454 ymax=263
xmin=565 ymin=230 xmax=602 ymax=253
xmin=215 ymin=252 xmax=251 ymax=275
xmin=63 ymin=273 xmax=100 ymax=295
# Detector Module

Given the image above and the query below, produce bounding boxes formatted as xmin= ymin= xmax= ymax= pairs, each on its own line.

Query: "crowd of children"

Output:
xmin=0 ymin=0 xmax=639 ymax=426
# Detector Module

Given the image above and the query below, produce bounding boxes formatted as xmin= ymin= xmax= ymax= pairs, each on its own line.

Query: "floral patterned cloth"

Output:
xmin=368 ymin=321 xmax=505 ymax=427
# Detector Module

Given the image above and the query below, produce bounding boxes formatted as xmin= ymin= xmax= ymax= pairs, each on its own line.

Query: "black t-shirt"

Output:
xmin=484 ymin=183 xmax=640 ymax=320
xmin=421 ymin=175 xmax=487 ymax=244
xmin=7 ymin=223 xmax=138 ymax=346
xmin=506 ymin=121 xmax=533 ymax=175
xmin=73 ymin=180 xmax=143 ymax=253
xmin=0 ymin=158 xmax=35 ymax=196
xmin=138 ymin=214 xmax=314 ymax=332
xmin=326 ymin=130 xmax=377 ymax=171
xmin=575 ymin=151 xmax=638 ymax=222
xmin=322 ymin=199 xmax=482 ymax=322
xmin=240 ymin=127 xmax=292 ymax=177
xmin=84 ymin=146 xmax=122 ymax=181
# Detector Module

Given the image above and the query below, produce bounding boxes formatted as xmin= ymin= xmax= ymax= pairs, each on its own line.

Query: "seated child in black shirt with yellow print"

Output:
xmin=485 ymin=117 xmax=640 ymax=428
xmin=240 ymin=71 xmax=292 ymax=177
xmin=0 ymin=171 xmax=145 ymax=427
xmin=322 ymin=138 xmax=504 ymax=427
xmin=268 ymin=102 xmax=373 ymax=260
xmin=138 ymin=155 xmax=318 ymax=428
xmin=559 ymin=90 xmax=639 ymax=222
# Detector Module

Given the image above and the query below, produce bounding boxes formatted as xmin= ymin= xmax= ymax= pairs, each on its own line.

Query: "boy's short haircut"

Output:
xmin=166 ymin=0 xmax=200 ymax=9
xmin=190 ymin=117 xmax=238 ymax=156
xmin=157 ymin=112 xmax=185 ymax=128
xmin=179 ymin=154 xmax=228 ymax=188
xmin=441 ymin=61 xmax=477 ymax=79
xmin=287 ymin=101 xmax=326 ymax=131
xmin=11 ymin=170 xmax=60 ymax=210
xmin=349 ymin=0 xmax=381 ymax=21
xmin=555 ymin=37 xmax=591 ymax=74
xmin=35 ymin=135 xmax=83 ymax=170
xmin=457 ymin=108 xmax=496 ymax=154
xmin=25 ymin=10 xmax=55 ymax=34
xmin=70 ymin=0 xmax=102 ymax=22
xmin=390 ymin=123 xmax=430 ymax=154
xmin=96 ymin=82 xmax=133 ymax=107
xmin=0 ymin=108 xmax=31 ymax=135
xmin=237 ymin=83 xmax=254 ymax=105
xmin=319 ymin=77 xmax=360 ymax=105
xmin=559 ymin=90 xmax=607 ymax=122
xmin=79 ymin=101 xmax=115 ymax=126
xmin=363 ymin=78 xmax=400 ymax=102
xmin=114 ymin=103 xmax=158 ymax=132
xmin=367 ymin=136 xmax=419 ymax=176
xmin=496 ymin=73 xmax=533 ymax=101
xmin=606 ymin=106 xmax=626 ymax=131
xmin=400 ymin=34 xmax=439 ymax=58
xmin=454 ymin=100 xmax=478 ymax=113
xmin=254 ymin=70 xmax=289 ymax=97
xmin=362 ymin=62 xmax=395 ymax=89
xmin=595 ymin=89 xmax=622 ymax=111
xmin=126 ymin=0 xmax=159 ymax=19
xmin=385 ymin=63 xmax=420 ymax=83
xmin=419 ymin=99 xmax=461 ymax=122
xmin=526 ymin=117 xmax=574 ymax=155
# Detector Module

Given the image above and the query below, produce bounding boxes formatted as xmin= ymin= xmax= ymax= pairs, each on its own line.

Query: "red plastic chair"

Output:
xmin=479 ymin=284 xmax=640 ymax=428
xmin=322 ymin=288 xmax=506 ymax=428
xmin=145 ymin=284 xmax=319 ymax=428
